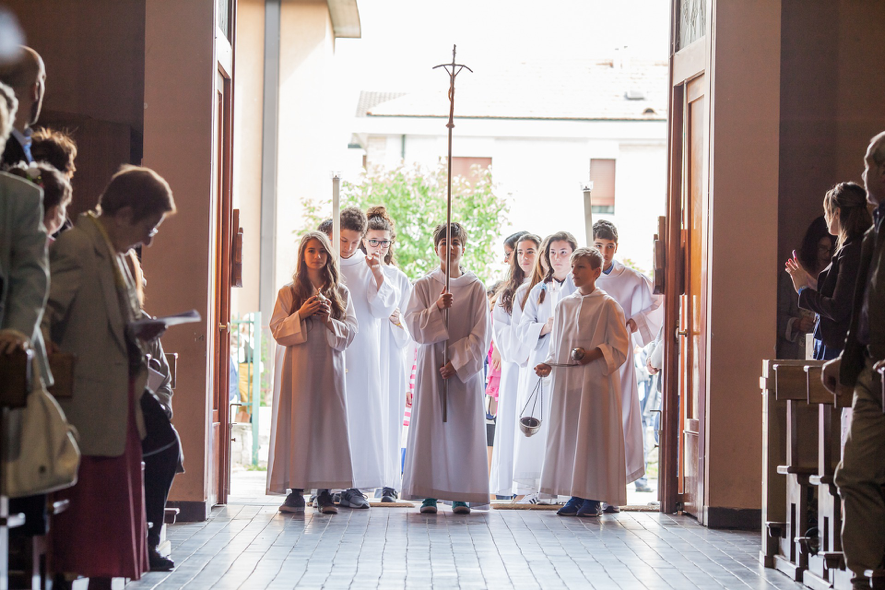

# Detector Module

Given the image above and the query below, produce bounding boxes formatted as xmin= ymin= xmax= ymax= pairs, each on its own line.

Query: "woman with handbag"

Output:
xmin=41 ymin=166 xmax=175 ymax=589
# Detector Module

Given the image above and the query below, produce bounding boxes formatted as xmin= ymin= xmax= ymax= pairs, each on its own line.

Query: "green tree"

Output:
xmin=297 ymin=161 xmax=509 ymax=285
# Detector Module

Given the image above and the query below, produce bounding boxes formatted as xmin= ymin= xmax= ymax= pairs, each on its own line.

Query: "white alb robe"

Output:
xmin=511 ymin=276 xmax=576 ymax=492
xmin=378 ymin=264 xmax=413 ymax=489
xmin=488 ymin=279 xmax=533 ymax=496
xmin=266 ymin=284 xmax=358 ymax=493
xmin=401 ymin=268 xmax=491 ymax=503
xmin=596 ymin=260 xmax=663 ymax=483
xmin=540 ymin=289 xmax=630 ymax=505
xmin=340 ymin=250 xmax=398 ymax=489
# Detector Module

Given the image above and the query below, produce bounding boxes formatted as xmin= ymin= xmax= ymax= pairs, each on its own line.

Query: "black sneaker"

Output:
xmin=316 ymin=489 xmax=338 ymax=514
xmin=279 ymin=489 xmax=305 ymax=513
xmin=148 ymin=546 xmax=175 ymax=571
xmin=381 ymin=487 xmax=398 ymax=503
xmin=339 ymin=488 xmax=370 ymax=509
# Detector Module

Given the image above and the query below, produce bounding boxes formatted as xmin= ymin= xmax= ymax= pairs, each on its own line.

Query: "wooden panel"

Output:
xmin=773 ymin=364 xmax=810 ymax=401
xmin=805 ymin=366 xmax=831 ymax=405
xmin=660 ymin=81 xmax=685 ymax=514
xmin=681 ymin=73 xmax=707 ymax=519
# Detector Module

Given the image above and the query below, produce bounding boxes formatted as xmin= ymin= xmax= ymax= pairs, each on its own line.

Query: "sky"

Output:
xmin=333 ymin=0 xmax=670 ymax=95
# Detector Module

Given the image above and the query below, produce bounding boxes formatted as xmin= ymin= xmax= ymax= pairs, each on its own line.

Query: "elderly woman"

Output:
xmin=42 ymin=165 xmax=175 ymax=589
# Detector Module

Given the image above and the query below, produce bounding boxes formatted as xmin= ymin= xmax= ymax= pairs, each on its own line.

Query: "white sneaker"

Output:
xmin=517 ymin=492 xmax=541 ymax=504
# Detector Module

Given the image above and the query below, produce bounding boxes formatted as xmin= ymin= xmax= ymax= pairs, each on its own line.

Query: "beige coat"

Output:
xmin=42 ymin=214 xmax=146 ymax=457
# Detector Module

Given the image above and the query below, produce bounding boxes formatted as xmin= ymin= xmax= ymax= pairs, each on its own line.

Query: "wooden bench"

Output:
xmin=760 ymin=359 xmax=823 ymax=580
xmin=803 ymin=363 xmax=850 ymax=590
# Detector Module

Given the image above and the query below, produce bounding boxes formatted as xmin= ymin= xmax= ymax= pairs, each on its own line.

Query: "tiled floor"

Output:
xmin=125 ymin=503 xmax=807 ymax=590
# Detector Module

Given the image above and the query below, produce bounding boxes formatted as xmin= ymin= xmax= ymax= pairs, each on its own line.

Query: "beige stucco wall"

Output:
xmin=778 ymin=1 xmax=885 ymax=266
xmin=703 ymin=0 xmax=781 ymax=517
xmin=231 ymin=0 xmax=265 ymax=318
xmin=275 ymin=0 xmax=337 ymax=290
xmin=142 ymin=0 xmax=217 ymax=509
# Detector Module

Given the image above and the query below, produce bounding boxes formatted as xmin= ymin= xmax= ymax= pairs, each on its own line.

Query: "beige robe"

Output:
xmin=266 ymin=284 xmax=358 ymax=493
xmin=539 ymin=289 xmax=630 ymax=505
xmin=401 ymin=269 xmax=491 ymax=503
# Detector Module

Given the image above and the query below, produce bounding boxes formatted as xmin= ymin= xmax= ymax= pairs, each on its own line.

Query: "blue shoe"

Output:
xmin=419 ymin=498 xmax=438 ymax=514
xmin=557 ymin=496 xmax=582 ymax=516
xmin=452 ymin=501 xmax=471 ymax=514
xmin=577 ymin=499 xmax=601 ymax=517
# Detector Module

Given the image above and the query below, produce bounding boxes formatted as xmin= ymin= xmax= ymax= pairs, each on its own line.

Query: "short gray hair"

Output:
xmin=870 ymin=131 xmax=885 ymax=166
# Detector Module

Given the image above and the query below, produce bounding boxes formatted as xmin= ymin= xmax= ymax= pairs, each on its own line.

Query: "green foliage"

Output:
xmin=296 ymin=161 xmax=509 ymax=285
xmin=620 ymin=257 xmax=651 ymax=279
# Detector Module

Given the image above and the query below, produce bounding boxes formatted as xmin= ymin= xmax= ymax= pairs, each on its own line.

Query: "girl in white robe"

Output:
xmin=338 ymin=207 xmax=398 ymax=502
xmin=266 ymin=232 xmax=358 ymax=515
xmin=536 ymin=248 xmax=630 ymax=516
xmin=593 ymin=221 xmax=663 ymax=485
xmin=489 ymin=233 xmax=541 ymax=497
xmin=361 ymin=206 xmax=413 ymax=500
xmin=402 ymin=223 xmax=491 ymax=514
xmin=512 ymin=232 xmax=578 ymax=499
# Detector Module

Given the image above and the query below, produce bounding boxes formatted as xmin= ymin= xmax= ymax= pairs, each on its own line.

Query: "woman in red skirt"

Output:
xmin=42 ymin=166 xmax=176 ymax=589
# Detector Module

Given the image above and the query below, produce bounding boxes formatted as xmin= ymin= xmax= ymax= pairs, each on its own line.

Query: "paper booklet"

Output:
xmin=129 ymin=309 xmax=201 ymax=339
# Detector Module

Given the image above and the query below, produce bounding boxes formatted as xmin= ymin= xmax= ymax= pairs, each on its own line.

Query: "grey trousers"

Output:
xmin=834 ymin=357 xmax=885 ymax=577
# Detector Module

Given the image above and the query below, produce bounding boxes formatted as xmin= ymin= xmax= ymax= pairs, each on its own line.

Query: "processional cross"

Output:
xmin=433 ymin=45 xmax=472 ymax=422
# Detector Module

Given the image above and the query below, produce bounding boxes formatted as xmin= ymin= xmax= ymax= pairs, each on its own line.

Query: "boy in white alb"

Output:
xmin=593 ymin=220 xmax=663 ymax=495
xmin=337 ymin=207 xmax=398 ymax=508
xmin=536 ymin=247 xmax=630 ymax=517
xmin=402 ymin=223 xmax=491 ymax=515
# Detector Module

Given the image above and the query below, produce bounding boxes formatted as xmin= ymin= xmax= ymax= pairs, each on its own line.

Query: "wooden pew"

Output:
xmin=803 ymin=363 xmax=850 ymax=590
xmin=761 ymin=360 xmax=822 ymax=580
xmin=761 ymin=359 xmax=788 ymax=568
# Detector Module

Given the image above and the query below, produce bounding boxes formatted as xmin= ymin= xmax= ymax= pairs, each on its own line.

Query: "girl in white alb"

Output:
xmin=512 ymin=232 xmax=578 ymax=500
xmin=361 ymin=206 xmax=413 ymax=502
xmin=489 ymin=233 xmax=541 ymax=497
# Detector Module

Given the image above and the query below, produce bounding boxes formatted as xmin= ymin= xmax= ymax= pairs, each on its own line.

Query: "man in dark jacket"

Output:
xmin=823 ymin=131 xmax=885 ymax=590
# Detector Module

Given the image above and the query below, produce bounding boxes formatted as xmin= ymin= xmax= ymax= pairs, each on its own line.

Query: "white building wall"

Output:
xmin=354 ymin=118 xmax=667 ymax=278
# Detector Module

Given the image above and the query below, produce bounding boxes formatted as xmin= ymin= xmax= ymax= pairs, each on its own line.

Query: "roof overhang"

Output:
xmin=327 ymin=0 xmax=361 ymax=39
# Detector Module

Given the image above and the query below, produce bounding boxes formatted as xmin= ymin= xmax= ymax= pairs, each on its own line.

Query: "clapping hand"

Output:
xmin=785 ymin=251 xmax=816 ymax=293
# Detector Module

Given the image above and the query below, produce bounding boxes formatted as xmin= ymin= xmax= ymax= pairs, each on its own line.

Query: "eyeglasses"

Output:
xmin=367 ymin=239 xmax=392 ymax=248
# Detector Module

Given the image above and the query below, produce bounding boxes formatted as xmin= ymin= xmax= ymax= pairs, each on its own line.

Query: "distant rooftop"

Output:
xmin=360 ymin=58 xmax=667 ymax=122
xmin=356 ymin=91 xmax=407 ymax=117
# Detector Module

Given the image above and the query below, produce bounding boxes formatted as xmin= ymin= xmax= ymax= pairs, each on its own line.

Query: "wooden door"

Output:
xmin=210 ymin=65 xmax=234 ymax=506
xmin=678 ymin=74 xmax=708 ymax=516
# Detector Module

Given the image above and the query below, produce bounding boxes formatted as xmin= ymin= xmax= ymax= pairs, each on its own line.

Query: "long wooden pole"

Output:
xmin=434 ymin=45 xmax=471 ymax=423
